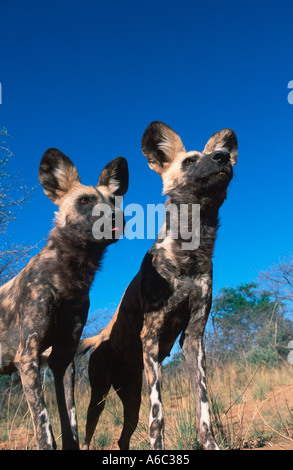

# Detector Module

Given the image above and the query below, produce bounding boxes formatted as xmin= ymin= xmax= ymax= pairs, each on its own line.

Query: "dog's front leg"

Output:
xmin=49 ymin=355 xmax=79 ymax=450
xmin=141 ymin=332 xmax=165 ymax=450
xmin=180 ymin=330 xmax=219 ymax=450
xmin=15 ymin=341 xmax=56 ymax=450
xmin=63 ymin=361 xmax=79 ymax=446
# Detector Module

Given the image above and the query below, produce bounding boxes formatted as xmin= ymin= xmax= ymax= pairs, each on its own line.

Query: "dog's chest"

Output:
xmin=171 ymin=274 xmax=211 ymax=307
xmin=143 ymin=274 xmax=212 ymax=360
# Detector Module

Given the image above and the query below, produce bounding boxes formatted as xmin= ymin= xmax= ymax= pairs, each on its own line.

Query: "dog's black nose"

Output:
xmin=212 ymin=151 xmax=230 ymax=164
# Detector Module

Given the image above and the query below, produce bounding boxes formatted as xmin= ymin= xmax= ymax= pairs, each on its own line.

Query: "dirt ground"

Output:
xmin=254 ymin=440 xmax=293 ymax=450
xmin=222 ymin=384 xmax=293 ymax=451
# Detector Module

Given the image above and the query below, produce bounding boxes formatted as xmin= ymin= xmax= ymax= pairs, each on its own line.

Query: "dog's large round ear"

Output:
xmin=141 ymin=121 xmax=185 ymax=176
xmin=203 ymin=129 xmax=238 ymax=166
xmin=97 ymin=157 xmax=129 ymax=196
xmin=39 ymin=148 xmax=80 ymax=204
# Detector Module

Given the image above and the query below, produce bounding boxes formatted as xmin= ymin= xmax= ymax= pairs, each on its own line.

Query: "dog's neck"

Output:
xmin=41 ymin=225 xmax=107 ymax=295
xmin=150 ymin=192 xmax=226 ymax=278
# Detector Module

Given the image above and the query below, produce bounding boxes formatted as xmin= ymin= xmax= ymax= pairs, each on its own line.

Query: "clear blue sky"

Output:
xmin=1 ymin=0 xmax=293 ymax=327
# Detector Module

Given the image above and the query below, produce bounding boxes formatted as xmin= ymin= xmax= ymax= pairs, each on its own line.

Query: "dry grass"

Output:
xmin=1 ymin=360 xmax=293 ymax=450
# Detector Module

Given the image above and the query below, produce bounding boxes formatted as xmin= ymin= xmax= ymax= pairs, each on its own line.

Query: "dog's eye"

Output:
xmin=79 ymin=197 xmax=90 ymax=205
xmin=183 ymin=158 xmax=194 ymax=165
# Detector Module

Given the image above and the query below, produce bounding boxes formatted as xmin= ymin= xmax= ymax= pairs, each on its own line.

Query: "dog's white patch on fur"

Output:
xmin=39 ymin=408 xmax=54 ymax=448
xmin=69 ymin=406 xmax=79 ymax=441
xmin=70 ymin=407 xmax=77 ymax=428
xmin=148 ymin=356 xmax=164 ymax=449
xmin=197 ymin=343 xmax=211 ymax=427
xmin=197 ymin=341 xmax=217 ymax=449
xmin=54 ymin=211 xmax=66 ymax=228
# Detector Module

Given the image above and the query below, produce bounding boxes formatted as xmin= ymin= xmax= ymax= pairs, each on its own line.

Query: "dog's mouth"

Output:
xmin=199 ymin=169 xmax=231 ymax=184
xmin=111 ymin=226 xmax=122 ymax=238
xmin=108 ymin=224 xmax=122 ymax=242
xmin=110 ymin=218 xmax=126 ymax=240
xmin=88 ymin=217 xmax=125 ymax=244
xmin=210 ymin=169 xmax=231 ymax=184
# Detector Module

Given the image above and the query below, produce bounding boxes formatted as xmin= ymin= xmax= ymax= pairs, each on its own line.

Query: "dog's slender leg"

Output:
xmin=141 ymin=335 xmax=165 ymax=450
xmin=181 ymin=332 xmax=219 ymax=450
xmin=16 ymin=359 xmax=56 ymax=450
xmin=114 ymin=368 xmax=142 ymax=450
xmin=15 ymin=333 xmax=56 ymax=450
xmin=63 ymin=361 xmax=79 ymax=446
xmin=52 ymin=366 xmax=79 ymax=450
xmin=84 ymin=342 xmax=112 ymax=449
xmin=49 ymin=351 xmax=79 ymax=450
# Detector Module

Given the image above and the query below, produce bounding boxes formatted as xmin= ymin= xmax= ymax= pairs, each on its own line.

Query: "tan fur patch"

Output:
xmin=54 ymin=163 xmax=80 ymax=194
xmin=157 ymin=126 xmax=185 ymax=160
xmin=162 ymin=151 xmax=202 ymax=193
xmin=57 ymin=184 xmax=98 ymax=221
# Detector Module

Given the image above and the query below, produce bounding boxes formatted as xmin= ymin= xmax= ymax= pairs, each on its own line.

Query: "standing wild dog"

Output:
xmin=0 ymin=149 xmax=128 ymax=450
xmin=79 ymin=121 xmax=238 ymax=450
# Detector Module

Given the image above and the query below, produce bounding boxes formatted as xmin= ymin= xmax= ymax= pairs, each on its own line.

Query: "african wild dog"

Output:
xmin=0 ymin=148 xmax=129 ymax=450
xmin=78 ymin=121 xmax=238 ymax=450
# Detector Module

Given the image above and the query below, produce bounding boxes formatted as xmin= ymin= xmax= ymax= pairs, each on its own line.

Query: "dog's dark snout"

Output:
xmin=212 ymin=151 xmax=230 ymax=164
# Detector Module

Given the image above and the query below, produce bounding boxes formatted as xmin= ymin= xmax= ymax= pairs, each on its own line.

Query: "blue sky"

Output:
xmin=1 ymin=0 xmax=293 ymax=328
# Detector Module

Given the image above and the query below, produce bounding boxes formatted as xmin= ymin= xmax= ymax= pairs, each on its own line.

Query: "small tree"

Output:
xmin=259 ymin=256 xmax=293 ymax=360
xmin=260 ymin=256 xmax=293 ymax=317
xmin=207 ymin=282 xmax=292 ymax=366
xmin=0 ymin=127 xmax=33 ymax=284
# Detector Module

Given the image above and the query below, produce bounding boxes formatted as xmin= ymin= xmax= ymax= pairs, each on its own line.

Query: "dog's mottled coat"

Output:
xmin=79 ymin=121 xmax=238 ymax=450
xmin=0 ymin=149 xmax=128 ymax=449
